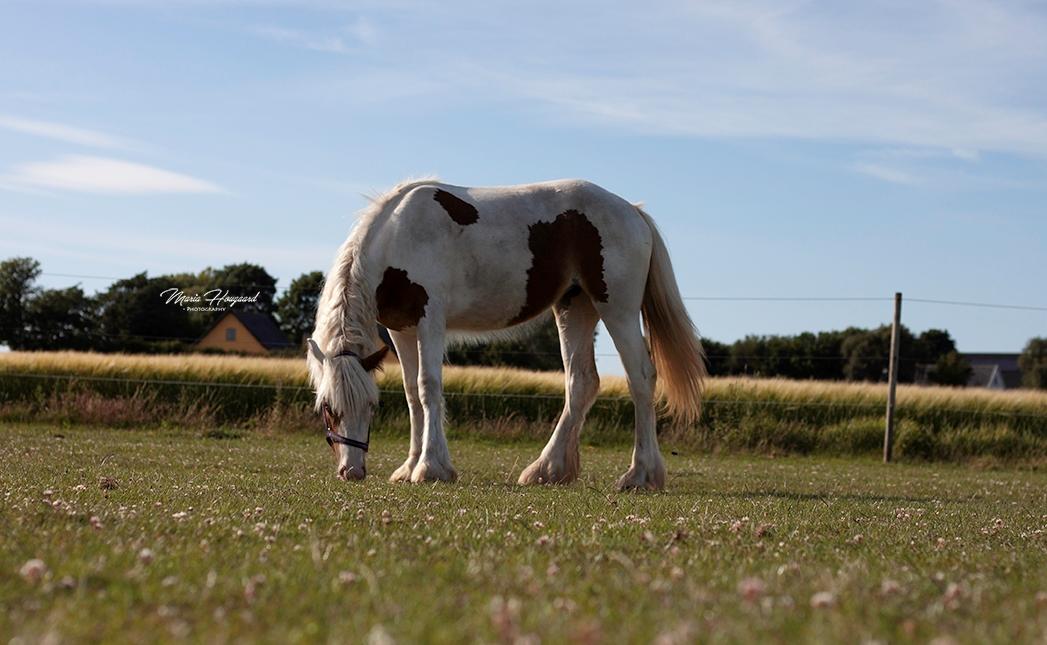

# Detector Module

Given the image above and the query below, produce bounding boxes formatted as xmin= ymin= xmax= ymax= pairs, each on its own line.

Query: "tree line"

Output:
xmin=1 ymin=256 xmax=1045 ymax=387
xmin=0 ymin=256 xmax=563 ymax=368
xmin=0 ymin=257 xmax=322 ymax=354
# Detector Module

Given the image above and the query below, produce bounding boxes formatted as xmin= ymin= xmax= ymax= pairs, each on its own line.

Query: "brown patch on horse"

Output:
xmin=509 ymin=210 xmax=607 ymax=325
xmin=433 ymin=189 xmax=479 ymax=225
xmin=376 ymin=267 xmax=429 ymax=330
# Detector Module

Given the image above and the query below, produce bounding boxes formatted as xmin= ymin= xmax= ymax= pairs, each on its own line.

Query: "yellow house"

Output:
xmin=195 ymin=311 xmax=292 ymax=355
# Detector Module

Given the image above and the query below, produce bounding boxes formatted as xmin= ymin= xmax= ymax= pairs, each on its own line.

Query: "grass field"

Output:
xmin=2 ymin=422 xmax=1046 ymax=643
xmin=2 ymin=352 xmax=1047 ymax=462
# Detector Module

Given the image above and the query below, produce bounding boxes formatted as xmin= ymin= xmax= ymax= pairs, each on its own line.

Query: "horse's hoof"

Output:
xmin=518 ymin=458 xmax=578 ymax=485
xmin=615 ymin=464 xmax=666 ymax=491
xmin=389 ymin=460 xmax=417 ymax=482
xmin=410 ymin=459 xmax=458 ymax=483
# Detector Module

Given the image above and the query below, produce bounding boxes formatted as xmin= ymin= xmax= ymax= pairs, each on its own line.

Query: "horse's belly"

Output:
xmin=442 ymin=211 xmax=606 ymax=331
xmin=444 ymin=245 xmax=536 ymax=330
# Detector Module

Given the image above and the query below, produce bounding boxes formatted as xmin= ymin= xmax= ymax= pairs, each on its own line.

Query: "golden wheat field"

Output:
xmin=1 ymin=350 xmax=1045 ymax=414
xmin=1 ymin=351 xmax=1045 ymax=461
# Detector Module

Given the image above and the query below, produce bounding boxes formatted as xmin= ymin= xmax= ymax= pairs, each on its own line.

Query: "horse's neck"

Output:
xmin=321 ymin=250 xmax=380 ymax=355
xmin=320 ymin=181 xmax=423 ymax=354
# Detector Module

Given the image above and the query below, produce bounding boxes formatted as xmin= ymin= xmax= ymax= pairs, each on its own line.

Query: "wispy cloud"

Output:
xmin=0 ymin=114 xmax=132 ymax=149
xmin=852 ymin=163 xmax=919 ymax=185
xmin=0 ymin=213 xmax=317 ymax=272
xmin=252 ymin=26 xmax=351 ymax=53
xmin=374 ymin=1 xmax=1047 ymax=159
xmin=850 ymin=145 xmax=1044 ymax=189
xmin=250 ymin=17 xmax=377 ymax=53
xmin=1 ymin=155 xmax=224 ymax=195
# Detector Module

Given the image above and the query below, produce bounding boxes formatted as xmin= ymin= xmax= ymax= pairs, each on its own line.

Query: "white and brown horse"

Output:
xmin=306 ymin=178 xmax=705 ymax=490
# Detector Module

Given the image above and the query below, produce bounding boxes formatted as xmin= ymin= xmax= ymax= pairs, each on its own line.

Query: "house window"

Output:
xmin=226 ymin=328 xmax=236 ymax=342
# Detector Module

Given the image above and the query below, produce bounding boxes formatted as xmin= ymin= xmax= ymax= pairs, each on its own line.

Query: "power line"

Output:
xmin=682 ymin=296 xmax=891 ymax=302
xmin=41 ymin=272 xmax=124 ymax=281
xmin=907 ymin=298 xmax=1047 ymax=312
xmin=39 ymin=273 xmax=290 ymax=294
xmin=37 ymin=273 xmax=1047 ymax=310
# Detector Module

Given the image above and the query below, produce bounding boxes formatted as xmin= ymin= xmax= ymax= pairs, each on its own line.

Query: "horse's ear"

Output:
xmin=307 ymin=338 xmax=326 ymax=364
xmin=360 ymin=345 xmax=390 ymax=372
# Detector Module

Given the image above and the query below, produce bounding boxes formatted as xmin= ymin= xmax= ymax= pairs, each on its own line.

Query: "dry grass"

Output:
xmin=2 ymin=350 xmax=1044 ymax=413
xmin=1 ymin=351 xmax=1045 ymax=461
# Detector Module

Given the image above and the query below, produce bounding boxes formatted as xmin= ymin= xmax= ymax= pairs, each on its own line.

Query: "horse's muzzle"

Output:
xmin=338 ymin=464 xmax=366 ymax=481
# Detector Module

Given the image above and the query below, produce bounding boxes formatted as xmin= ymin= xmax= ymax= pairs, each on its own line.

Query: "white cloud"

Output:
xmin=378 ymin=0 xmax=1047 ymax=159
xmin=852 ymin=163 xmax=919 ymax=185
xmin=2 ymin=155 xmax=224 ymax=195
xmin=0 ymin=114 xmax=131 ymax=149
xmin=252 ymin=26 xmax=351 ymax=54
xmin=251 ymin=18 xmax=377 ymax=53
xmin=0 ymin=213 xmax=317 ymax=273
xmin=951 ymin=148 xmax=981 ymax=162
xmin=18 ymin=1 xmax=1047 ymax=162
xmin=345 ymin=17 xmax=377 ymax=46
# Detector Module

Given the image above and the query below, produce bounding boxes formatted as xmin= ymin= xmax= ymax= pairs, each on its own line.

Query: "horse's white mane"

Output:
xmin=308 ymin=177 xmax=439 ymax=412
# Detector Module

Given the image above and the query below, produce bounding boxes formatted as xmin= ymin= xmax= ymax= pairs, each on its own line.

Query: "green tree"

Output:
xmin=928 ymin=351 xmax=972 ymax=387
xmin=1018 ymin=337 xmax=1047 ymax=389
xmin=0 ymin=257 xmax=41 ymax=348
xmin=915 ymin=328 xmax=956 ymax=362
xmin=724 ymin=330 xmax=851 ymax=380
xmin=701 ymin=338 xmax=731 ymax=376
xmin=23 ymin=286 xmax=98 ymax=350
xmin=275 ymin=271 xmax=324 ymax=348
xmin=841 ymin=325 xmax=917 ymax=382
xmin=810 ymin=329 xmax=851 ymax=380
xmin=202 ymin=263 xmax=278 ymax=315
xmin=728 ymin=335 xmax=768 ymax=376
xmin=96 ymin=273 xmax=192 ymax=352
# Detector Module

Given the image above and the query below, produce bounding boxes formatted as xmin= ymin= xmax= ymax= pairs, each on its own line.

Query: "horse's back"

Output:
xmin=373 ymin=179 xmax=652 ymax=331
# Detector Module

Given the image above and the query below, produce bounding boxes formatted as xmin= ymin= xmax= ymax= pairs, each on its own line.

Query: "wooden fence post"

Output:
xmin=884 ymin=292 xmax=902 ymax=463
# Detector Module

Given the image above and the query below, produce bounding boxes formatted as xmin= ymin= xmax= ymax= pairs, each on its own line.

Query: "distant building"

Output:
xmin=195 ymin=311 xmax=291 ymax=355
xmin=961 ymin=353 xmax=1022 ymax=390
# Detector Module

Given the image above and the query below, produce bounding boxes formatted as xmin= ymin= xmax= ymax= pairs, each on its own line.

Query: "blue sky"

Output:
xmin=1 ymin=0 xmax=1045 ymax=373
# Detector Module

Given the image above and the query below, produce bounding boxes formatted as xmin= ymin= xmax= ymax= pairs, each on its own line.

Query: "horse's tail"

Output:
xmin=636 ymin=206 xmax=707 ymax=427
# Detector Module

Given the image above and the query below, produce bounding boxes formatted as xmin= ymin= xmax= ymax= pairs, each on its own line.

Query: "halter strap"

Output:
xmin=319 ymin=349 xmax=370 ymax=450
xmin=321 ymin=402 xmax=370 ymax=452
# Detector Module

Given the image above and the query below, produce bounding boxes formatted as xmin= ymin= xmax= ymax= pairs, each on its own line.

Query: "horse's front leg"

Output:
xmin=388 ymin=330 xmax=423 ymax=482
xmin=410 ymin=312 xmax=457 ymax=483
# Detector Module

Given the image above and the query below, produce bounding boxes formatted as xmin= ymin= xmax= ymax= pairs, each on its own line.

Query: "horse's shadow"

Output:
xmin=458 ymin=469 xmax=972 ymax=505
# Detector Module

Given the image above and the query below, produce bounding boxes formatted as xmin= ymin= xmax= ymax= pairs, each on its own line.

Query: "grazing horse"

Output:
xmin=306 ymin=178 xmax=706 ymax=490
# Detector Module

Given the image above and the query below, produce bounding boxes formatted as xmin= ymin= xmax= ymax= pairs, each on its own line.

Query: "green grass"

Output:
xmin=2 ymin=423 xmax=1046 ymax=643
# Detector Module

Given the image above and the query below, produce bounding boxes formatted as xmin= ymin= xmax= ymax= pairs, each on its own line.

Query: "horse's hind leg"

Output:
xmin=388 ymin=330 xmax=423 ymax=482
xmin=601 ymin=309 xmax=665 ymax=491
xmin=519 ymin=294 xmax=600 ymax=485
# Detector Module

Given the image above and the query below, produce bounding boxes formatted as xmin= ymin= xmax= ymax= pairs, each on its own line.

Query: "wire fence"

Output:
xmin=11 ymin=272 xmax=1044 ymax=465
xmin=2 ymin=370 xmax=1044 ymax=421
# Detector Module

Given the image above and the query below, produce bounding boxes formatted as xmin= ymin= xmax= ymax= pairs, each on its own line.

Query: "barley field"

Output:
xmin=1 ymin=351 xmax=1045 ymax=461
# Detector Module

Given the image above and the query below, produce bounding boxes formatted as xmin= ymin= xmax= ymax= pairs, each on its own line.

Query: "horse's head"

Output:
xmin=307 ymin=339 xmax=389 ymax=481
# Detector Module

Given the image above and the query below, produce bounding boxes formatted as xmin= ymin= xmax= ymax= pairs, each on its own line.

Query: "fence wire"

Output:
xmin=3 ymin=370 xmax=1044 ymax=420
